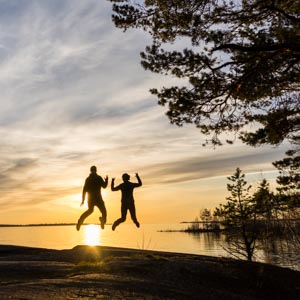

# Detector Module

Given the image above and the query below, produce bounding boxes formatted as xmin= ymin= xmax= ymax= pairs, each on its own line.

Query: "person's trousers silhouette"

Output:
xmin=113 ymin=202 xmax=139 ymax=228
xmin=78 ymin=199 xmax=107 ymax=226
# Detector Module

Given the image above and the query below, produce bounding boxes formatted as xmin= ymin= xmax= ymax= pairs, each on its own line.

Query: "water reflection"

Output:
xmin=83 ymin=224 xmax=101 ymax=246
xmin=258 ymin=238 xmax=300 ymax=271
xmin=185 ymin=231 xmax=300 ymax=270
xmin=187 ymin=232 xmax=224 ymax=253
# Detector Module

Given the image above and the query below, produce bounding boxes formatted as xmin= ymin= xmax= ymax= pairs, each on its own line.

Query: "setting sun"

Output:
xmin=83 ymin=225 xmax=101 ymax=246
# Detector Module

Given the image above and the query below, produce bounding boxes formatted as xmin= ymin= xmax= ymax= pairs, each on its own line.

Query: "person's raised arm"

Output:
xmin=102 ymin=175 xmax=108 ymax=188
xmin=111 ymin=178 xmax=121 ymax=191
xmin=111 ymin=178 xmax=116 ymax=191
xmin=135 ymin=173 xmax=142 ymax=187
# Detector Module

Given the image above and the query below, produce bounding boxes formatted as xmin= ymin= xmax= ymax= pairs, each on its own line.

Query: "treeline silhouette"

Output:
xmin=185 ymin=168 xmax=300 ymax=264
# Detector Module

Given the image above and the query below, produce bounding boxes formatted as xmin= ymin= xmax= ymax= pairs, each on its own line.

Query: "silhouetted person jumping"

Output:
xmin=76 ymin=165 xmax=108 ymax=231
xmin=111 ymin=173 xmax=142 ymax=231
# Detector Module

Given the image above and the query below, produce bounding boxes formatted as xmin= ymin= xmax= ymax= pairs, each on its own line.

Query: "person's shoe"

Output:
xmin=112 ymin=223 xmax=116 ymax=231
xmin=99 ymin=217 xmax=105 ymax=230
xmin=136 ymin=222 xmax=140 ymax=228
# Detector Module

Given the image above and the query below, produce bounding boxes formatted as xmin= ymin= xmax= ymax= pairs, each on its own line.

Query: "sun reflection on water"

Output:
xmin=83 ymin=224 xmax=101 ymax=246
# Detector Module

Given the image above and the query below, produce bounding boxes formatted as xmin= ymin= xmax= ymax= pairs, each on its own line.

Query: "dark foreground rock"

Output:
xmin=0 ymin=245 xmax=299 ymax=299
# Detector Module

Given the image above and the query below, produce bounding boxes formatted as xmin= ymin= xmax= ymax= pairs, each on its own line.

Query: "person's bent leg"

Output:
xmin=96 ymin=201 xmax=107 ymax=229
xmin=129 ymin=204 xmax=139 ymax=228
xmin=77 ymin=207 xmax=94 ymax=231
xmin=112 ymin=205 xmax=127 ymax=231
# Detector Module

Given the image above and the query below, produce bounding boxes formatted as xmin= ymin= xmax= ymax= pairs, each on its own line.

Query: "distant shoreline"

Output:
xmin=1 ymin=221 xmax=197 ymax=227
xmin=0 ymin=222 xmax=188 ymax=228
xmin=0 ymin=223 xmax=76 ymax=227
xmin=0 ymin=223 xmax=114 ymax=227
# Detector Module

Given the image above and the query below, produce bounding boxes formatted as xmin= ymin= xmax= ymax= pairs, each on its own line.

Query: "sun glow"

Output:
xmin=61 ymin=193 xmax=82 ymax=209
xmin=83 ymin=224 xmax=101 ymax=246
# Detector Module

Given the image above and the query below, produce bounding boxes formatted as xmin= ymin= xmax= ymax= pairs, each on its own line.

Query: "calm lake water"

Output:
xmin=0 ymin=223 xmax=299 ymax=271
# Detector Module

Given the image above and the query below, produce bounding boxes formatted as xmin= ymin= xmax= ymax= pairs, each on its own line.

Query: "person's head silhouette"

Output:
xmin=90 ymin=165 xmax=97 ymax=173
xmin=122 ymin=173 xmax=130 ymax=182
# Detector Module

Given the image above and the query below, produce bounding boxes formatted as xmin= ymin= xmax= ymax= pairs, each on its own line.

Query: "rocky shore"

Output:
xmin=0 ymin=245 xmax=299 ymax=299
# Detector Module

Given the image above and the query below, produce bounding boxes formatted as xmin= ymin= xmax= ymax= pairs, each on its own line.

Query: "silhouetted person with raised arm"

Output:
xmin=111 ymin=173 xmax=142 ymax=231
xmin=76 ymin=165 xmax=108 ymax=231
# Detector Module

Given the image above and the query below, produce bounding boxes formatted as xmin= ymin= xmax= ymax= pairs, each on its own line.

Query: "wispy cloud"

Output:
xmin=143 ymin=146 xmax=286 ymax=185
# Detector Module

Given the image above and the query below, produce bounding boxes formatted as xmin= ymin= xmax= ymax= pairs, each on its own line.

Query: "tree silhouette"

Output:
xmin=108 ymin=0 xmax=300 ymax=147
xmin=214 ymin=168 xmax=258 ymax=261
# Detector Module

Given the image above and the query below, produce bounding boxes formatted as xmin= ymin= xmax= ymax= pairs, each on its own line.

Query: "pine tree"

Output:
xmin=214 ymin=168 xmax=257 ymax=261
